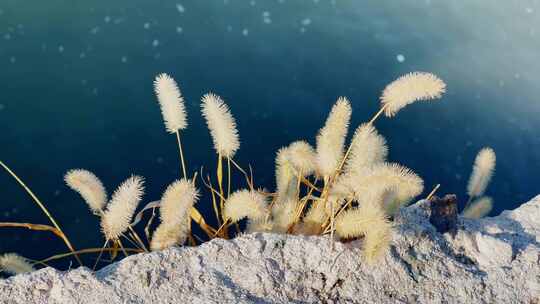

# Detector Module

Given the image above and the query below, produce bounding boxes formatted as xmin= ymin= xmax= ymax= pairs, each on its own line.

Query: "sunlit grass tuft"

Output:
xmin=2 ymin=70 xmax=494 ymax=275
xmin=0 ymin=253 xmax=34 ymax=275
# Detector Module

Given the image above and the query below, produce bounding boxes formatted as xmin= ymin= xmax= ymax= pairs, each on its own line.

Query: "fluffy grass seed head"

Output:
xmin=344 ymin=123 xmax=388 ymax=177
xmin=316 ymin=97 xmax=352 ymax=177
xmin=223 ymin=189 xmax=269 ymax=223
xmin=462 ymin=196 xmax=493 ymax=219
xmin=0 ymin=253 xmax=34 ymax=275
xmin=467 ymin=147 xmax=496 ymax=198
xmin=335 ymin=201 xmax=393 ymax=263
xmin=381 ymin=72 xmax=446 ymax=117
xmin=362 ymin=221 xmax=393 ymax=264
xmin=64 ymin=169 xmax=107 ymax=214
xmin=150 ymin=179 xmax=199 ymax=251
xmin=101 ymin=175 xmax=145 ymax=240
xmin=379 ymin=187 xmax=401 ymax=216
xmin=150 ymin=217 xmax=190 ymax=251
xmin=246 ymin=217 xmax=274 ymax=234
xmin=274 ymin=146 xmax=300 ymax=200
xmin=271 ymin=198 xmax=299 ymax=233
xmin=154 ymin=73 xmax=187 ymax=133
xmin=286 ymin=141 xmax=317 ymax=176
xmin=324 ymin=175 xmax=356 ymax=215
xmin=295 ymin=202 xmax=327 ymax=235
xmin=201 ymin=93 xmax=240 ymax=158
xmin=352 ymin=163 xmax=424 ymax=208
xmin=159 ymin=179 xmax=199 ymax=225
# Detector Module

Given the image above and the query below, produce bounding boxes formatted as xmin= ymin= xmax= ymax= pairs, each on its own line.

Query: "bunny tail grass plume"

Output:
xmin=344 ymin=123 xmax=388 ymax=176
xmin=64 ymin=169 xmax=107 ymax=214
xmin=381 ymin=72 xmax=446 ymax=117
xmin=223 ymin=189 xmax=268 ymax=223
xmin=150 ymin=179 xmax=199 ymax=251
xmin=462 ymin=196 xmax=493 ymax=219
xmin=101 ymin=176 xmax=145 ymax=240
xmin=0 ymin=253 xmax=34 ymax=275
xmin=295 ymin=202 xmax=327 ymax=235
xmin=379 ymin=187 xmax=401 ymax=216
xmin=275 ymin=147 xmax=297 ymax=200
xmin=201 ymin=93 xmax=240 ymax=158
xmin=151 ymin=217 xmax=190 ymax=251
xmin=159 ymin=179 xmax=199 ymax=225
xmin=287 ymin=141 xmax=317 ymax=176
xmin=328 ymin=174 xmax=355 ymax=201
xmin=271 ymin=198 xmax=298 ymax=233
xmin=352 ymin=163 xmax=424 ymax=208
xmin=316 ymin=97 xmax=352 ymax=178
xmin=154 ymin=73 xmax=187 ymax=133
xmin=467 ymin=147 xmax=496 ymax=198
xmin=335 ymin=200 xmax=393 ymax=263
xmin=246 ymin=217 xmax=273 ymax=233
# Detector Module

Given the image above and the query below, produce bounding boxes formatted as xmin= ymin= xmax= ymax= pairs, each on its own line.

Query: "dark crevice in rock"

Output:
xmin=211 ymin=270 xmax=273 ymax=304
xmin=390 ymin=245 xmax=419 ymax=283
xmin=429 ymin=194 xmax=458 ymax=236
xmin=437 ymin=239 xmax=485 ymax=275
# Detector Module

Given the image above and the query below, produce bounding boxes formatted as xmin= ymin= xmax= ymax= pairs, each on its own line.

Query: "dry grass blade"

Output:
xmin=144 ymin=207 xmax=157 ymax=242
xmin=229 ymin=158 xmax=254 ymax=190
xmin=0 ymin=222 xmax=63 ymax=238
xmin=0 ymin=160 xmax=82 ymax=266
xmin=202 ymin=172 xmax=223 ymax=228
xmin=41 ymin=247 xmax=143 ymax=264
xmin=426 ymin=184 xmax=441 ymax=200
xmin=190 ymin=207 xmax=217 ymax=236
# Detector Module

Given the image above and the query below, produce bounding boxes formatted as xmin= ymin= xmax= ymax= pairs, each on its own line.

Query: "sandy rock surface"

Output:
xmin=1 ymin=196 xmax=539 ymax=304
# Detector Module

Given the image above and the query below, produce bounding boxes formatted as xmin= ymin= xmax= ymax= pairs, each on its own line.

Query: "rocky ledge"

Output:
xmin=1 ymin=196 xmax=539 ymax=304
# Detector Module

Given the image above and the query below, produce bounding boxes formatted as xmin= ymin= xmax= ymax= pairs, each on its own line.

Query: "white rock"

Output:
xmin=1 ymin=196 xmax=539 ymax=303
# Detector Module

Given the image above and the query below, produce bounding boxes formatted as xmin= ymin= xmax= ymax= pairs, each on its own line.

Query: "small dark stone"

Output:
xmin=429 ymin=194 xmax=458 ymax=235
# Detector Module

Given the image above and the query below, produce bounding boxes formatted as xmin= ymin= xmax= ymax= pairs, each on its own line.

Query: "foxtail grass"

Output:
xmin=4 ymin=70 xmax=498 ymax=275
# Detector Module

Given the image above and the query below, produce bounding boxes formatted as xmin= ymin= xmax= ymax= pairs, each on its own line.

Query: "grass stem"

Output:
xmin=144 ymin=207 xmax=157 ymax=242
xmin=0 ymin=222 xmax=62 ymax=238
xmin=204 ymin=174 xmax=222 ymax=228
xmin=227 ymin=157 xmax=231 ymax=198
xmin=0 ymin=160 xmax=82 ymax=266
xmin=127 ymin=226 xmax=148 ymax=252
xmin=175 ymin=131 xmax=188 ymax=178
xmin=426 ymin=184 xmax=441 ymax=200
xmin=93 ymin=240 xmax=109 ymax=270
xmin=369 ymin=103 xmax=388 ymax=125
xmin=217 ymin=154 xmax=227 ymax=236
xmin=213 ymin=219 xmax=230 ymax=238
xmin=42 ymin=246 xmax=142 ymax=264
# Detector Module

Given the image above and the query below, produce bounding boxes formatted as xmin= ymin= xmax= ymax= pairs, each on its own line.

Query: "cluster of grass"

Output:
xmin=0 ymin=71 xmax=496 ymax=277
